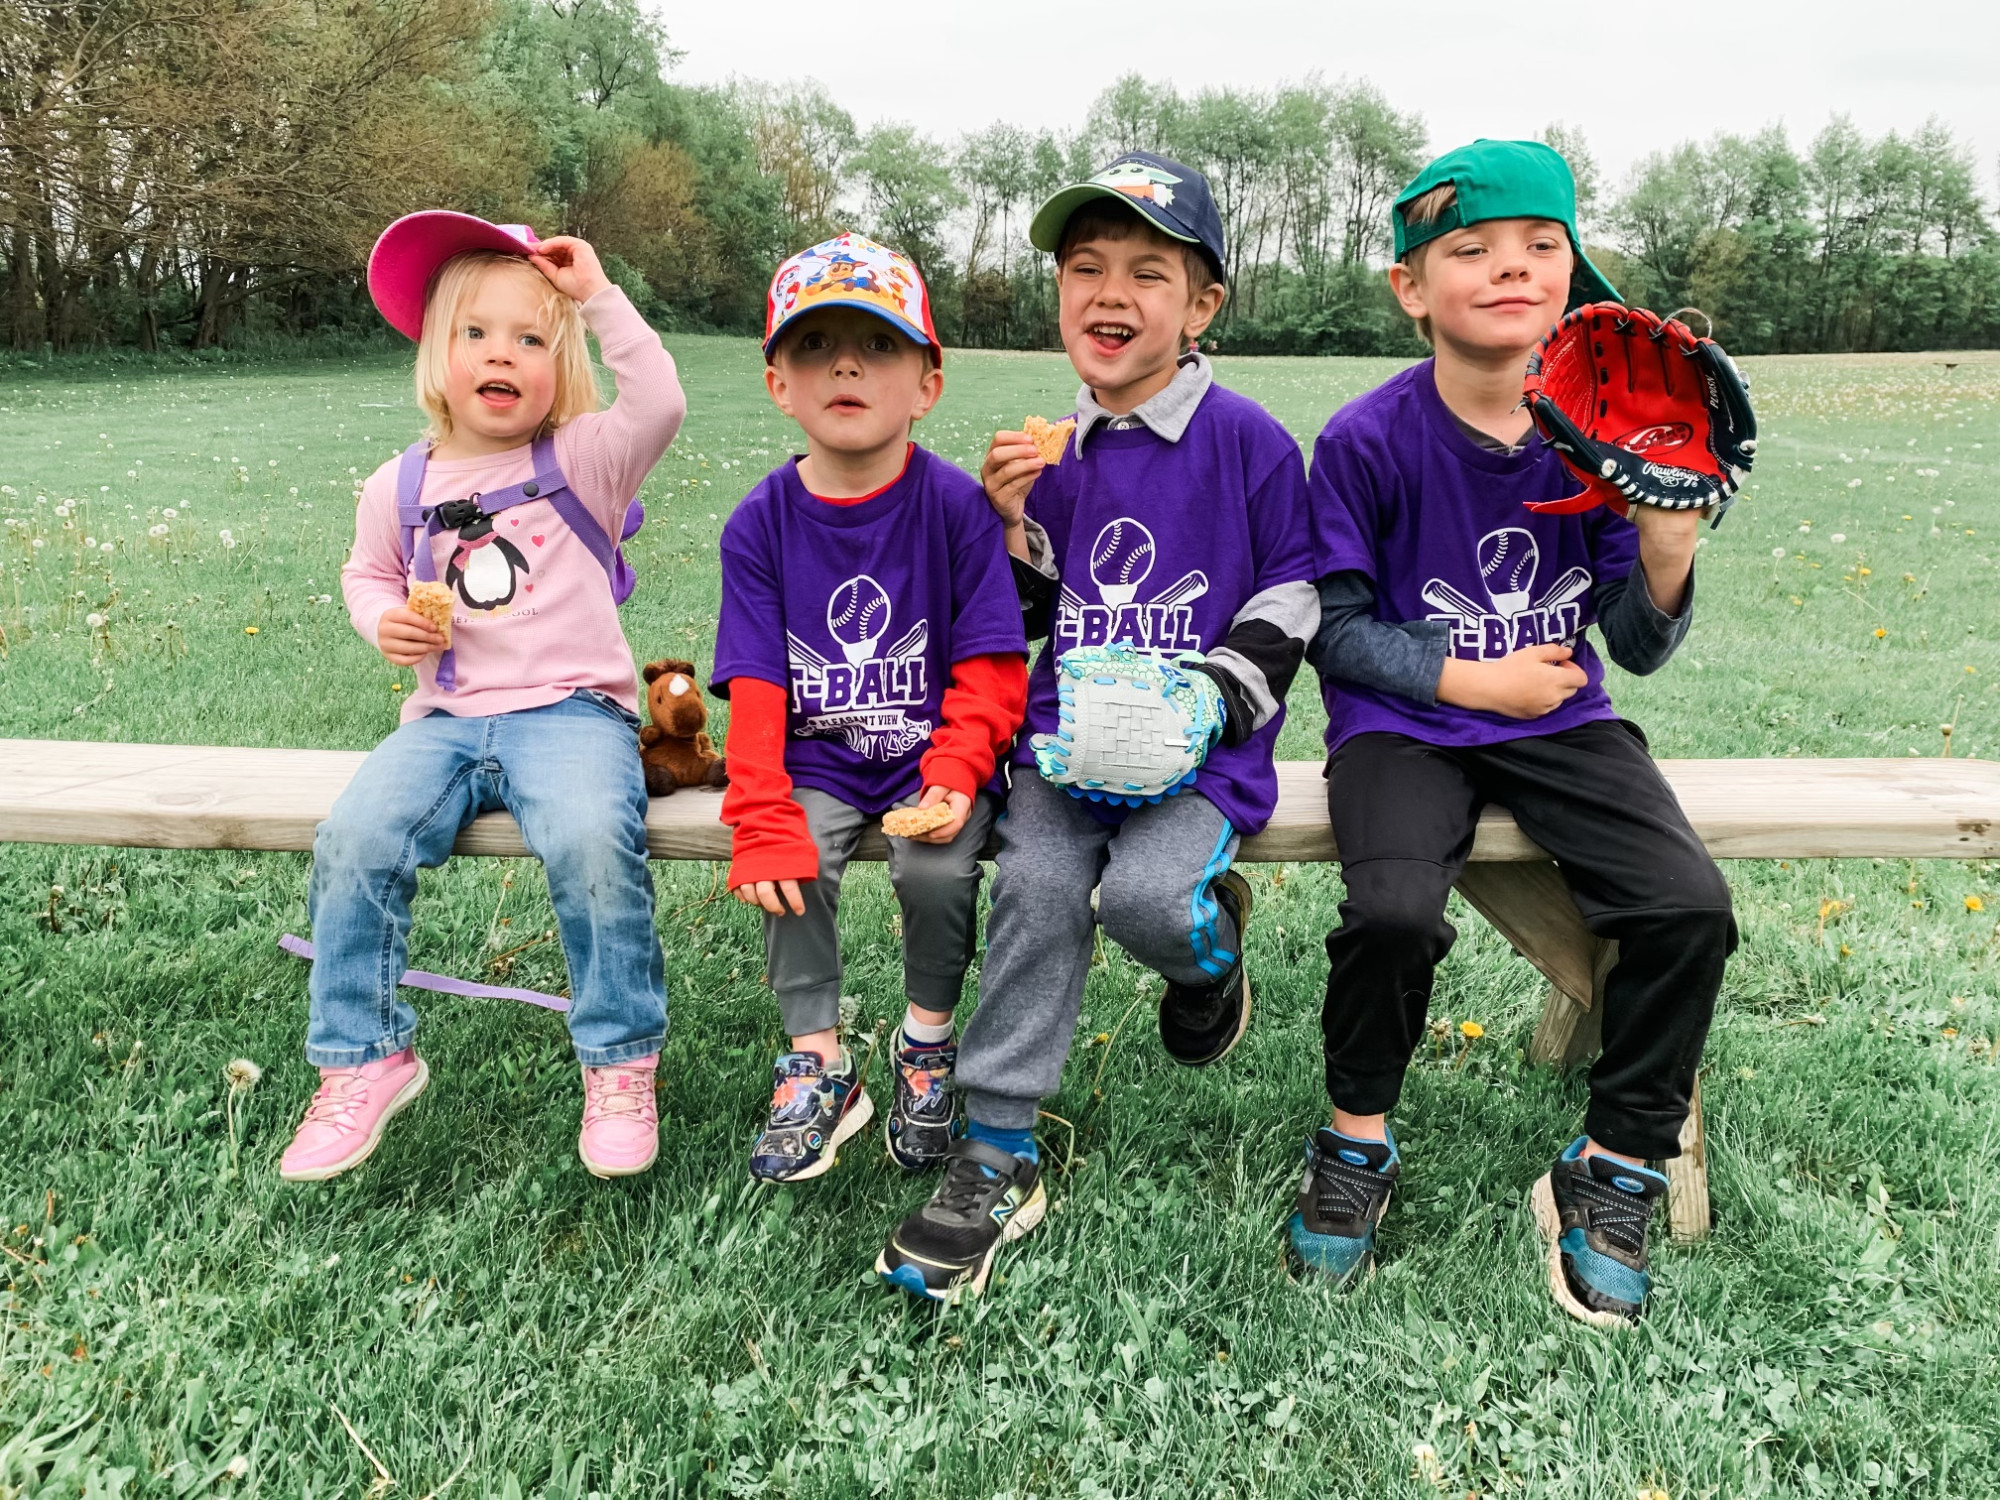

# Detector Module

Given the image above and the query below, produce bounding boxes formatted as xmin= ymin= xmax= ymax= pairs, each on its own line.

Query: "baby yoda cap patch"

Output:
xmin=1029 ymin=151 xmax=1227 ymax=282
xmin=763 ymin=231 xmax=941 ymax=362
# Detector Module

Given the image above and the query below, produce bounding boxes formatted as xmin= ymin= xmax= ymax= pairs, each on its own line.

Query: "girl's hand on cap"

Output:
xmin=528 ymin=236 xmax=613 ymax=304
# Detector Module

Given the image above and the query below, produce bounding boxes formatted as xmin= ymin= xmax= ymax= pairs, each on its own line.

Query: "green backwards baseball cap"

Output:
xmin=1393 ymin=139 xmax=1619 ymax=309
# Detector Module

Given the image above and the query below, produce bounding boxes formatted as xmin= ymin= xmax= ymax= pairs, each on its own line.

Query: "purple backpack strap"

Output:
xmin=530 ymin=435 xmax=641 ymax=604
xmin=393 ymin=442 xmax=437 ymax=582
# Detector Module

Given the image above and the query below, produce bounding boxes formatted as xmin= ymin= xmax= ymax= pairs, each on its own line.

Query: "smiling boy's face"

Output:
xmin=1056 ymin=224 xmax=1225 ymax=414
xmin=1390 ymin=217 xmax=1574 ymax=360
xmin=765 ymin=307 xmax=942 ymax=459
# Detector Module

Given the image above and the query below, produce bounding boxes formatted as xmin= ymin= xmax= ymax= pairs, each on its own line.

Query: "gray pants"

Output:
xmin=955 ymin=771 xmax=1241 ymax=1129
xmin=765 ymin=787 xmax=1000 ymax=1037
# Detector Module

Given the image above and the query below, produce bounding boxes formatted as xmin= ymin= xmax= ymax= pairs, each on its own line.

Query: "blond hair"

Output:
xmin=414 ymin=252 xmax=598 ymax=443
xmin=1396 ymin=184 xmax=1458 ymax=348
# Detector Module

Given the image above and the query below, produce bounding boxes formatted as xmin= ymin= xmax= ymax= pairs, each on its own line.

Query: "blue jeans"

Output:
xmin=305 ymin=691 xmax=667 ymax=1068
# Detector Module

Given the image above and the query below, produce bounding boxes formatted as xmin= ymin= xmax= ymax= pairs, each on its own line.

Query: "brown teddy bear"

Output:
xmin=639 ymin=659 xmax=727 ymax=797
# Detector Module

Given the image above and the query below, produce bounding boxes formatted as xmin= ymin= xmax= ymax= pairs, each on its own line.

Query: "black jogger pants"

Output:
xmin=1320 ymin=719 xmax=1737 ymax=1159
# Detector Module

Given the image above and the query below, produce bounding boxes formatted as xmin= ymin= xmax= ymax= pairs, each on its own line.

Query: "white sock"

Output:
xmin=900 ymin=1010 xmax=953 ymax=1046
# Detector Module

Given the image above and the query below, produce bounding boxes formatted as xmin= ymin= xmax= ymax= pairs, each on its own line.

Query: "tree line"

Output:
xmin=4 ymin=0 xmax=1997 ymax=358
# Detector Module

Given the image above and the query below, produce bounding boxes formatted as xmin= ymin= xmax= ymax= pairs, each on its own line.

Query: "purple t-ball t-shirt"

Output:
xmin=1308 ymin=360 xmax=1641 ymax=753
xmin=1018 ymin=383 xmax=1313 ymax=837
xmin=715 ymin=444 xmax=1027 ymax=815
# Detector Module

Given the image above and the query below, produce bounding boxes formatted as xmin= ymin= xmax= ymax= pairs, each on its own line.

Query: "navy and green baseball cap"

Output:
xmin=1029 ymin=152 xmax=1227 ymax=282
xmin=1393 ymin=139 xmax=1619 ymax=309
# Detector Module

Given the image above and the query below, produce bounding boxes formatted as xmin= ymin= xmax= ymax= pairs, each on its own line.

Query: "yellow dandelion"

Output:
xmin=1902 ymin=573 xmax=1916 ymax=582
xmin=391 ymin=683 xmax=404 ymax=692
xmin=1789 ymin=595 xmax=1803 ymax=606
xmin=1857 ymin=567 xmax=1871 ymax=576
xmin=1873 ymin=628 xmax=1887 ymax=639
xmin=1967 ymin=666 xmax=1979 ymax=675
xmin=1840 ymin=943 xmax=1852 ymax=956
xmin=242 ymin=625 xmax=258 ymax=635
xmin=1459 ymin=1020 xmax=1485 ymax=1040
xmin=1942 ymin=1027 xmax=1959 ymax=1039
xmin=1902 ymin=515 xmax=1913 ymax=521
xmin=1967 ymin=896 xmax=1986 ymax=912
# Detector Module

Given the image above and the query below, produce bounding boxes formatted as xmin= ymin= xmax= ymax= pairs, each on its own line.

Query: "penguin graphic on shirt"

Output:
xmin=445 ymin=511 xmax=531 ymax=610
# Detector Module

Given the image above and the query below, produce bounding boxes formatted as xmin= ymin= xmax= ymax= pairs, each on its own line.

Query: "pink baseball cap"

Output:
xmin=368 ymin=211 xmax=542 ymax=341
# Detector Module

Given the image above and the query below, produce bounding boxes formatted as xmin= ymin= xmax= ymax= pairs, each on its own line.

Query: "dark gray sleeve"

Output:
xmin=1011 ymin=518 xmax=1061 ymax=642
xmin=1188 ymin=580 xmax=1318 ymax=747
xmin=1596 ymin=565 xmax=1694 ymax=676
xmin=1305 ymin=570 xmax=1449 ymax=705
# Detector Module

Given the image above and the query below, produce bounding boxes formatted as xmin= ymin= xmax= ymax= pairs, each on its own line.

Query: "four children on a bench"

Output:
xmin=284 ymin=227 xmax=683 ymax=1184
xmin=1295 ymin=140 xmax=1736 ymax=1326
xmin=875 ymin=153 xmax=1317 ymax=1304
xmin=713 ymin=236 xmax=1029 ymax=1185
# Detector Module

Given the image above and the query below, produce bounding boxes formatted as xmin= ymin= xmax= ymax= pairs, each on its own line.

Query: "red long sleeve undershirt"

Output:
xmin=720 ymin=652 xmax=1028 ymax=889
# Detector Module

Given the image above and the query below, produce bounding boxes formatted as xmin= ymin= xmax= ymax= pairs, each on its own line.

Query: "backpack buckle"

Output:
xmin=433 ymin=497 xmax=483 ymax=530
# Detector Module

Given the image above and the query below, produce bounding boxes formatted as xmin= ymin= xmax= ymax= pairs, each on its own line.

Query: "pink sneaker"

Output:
xmin=279 ymin=1048 xmax=429 ymax=1182
xmin=579 ymin=1055 xmax=660 ymax=1178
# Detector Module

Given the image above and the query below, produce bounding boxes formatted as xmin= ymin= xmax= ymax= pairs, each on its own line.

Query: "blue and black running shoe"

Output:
xmin=1287 ymin=1126 xmax=1399 ymax=1282
xmin=885 ymin=1028 xmax=958 ymax=1172
xmin=748 ymin=1049 xmax=874 ymax=1184
xmin=1530 ymin=1138 xmax=1667 ymax=1327
xmin=875 ymin=1138 xmax=1045 ymax=1304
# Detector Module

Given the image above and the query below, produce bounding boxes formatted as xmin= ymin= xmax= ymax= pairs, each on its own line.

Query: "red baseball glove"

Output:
xmin=1522 ymin=304 xmax=1757 ymax=527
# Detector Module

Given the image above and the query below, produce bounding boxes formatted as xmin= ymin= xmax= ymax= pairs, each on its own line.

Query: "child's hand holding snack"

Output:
xmin=376 ymin=605 xmax=447 ymax=666
xmin=883 ymin=786 xmax=974 ymax=845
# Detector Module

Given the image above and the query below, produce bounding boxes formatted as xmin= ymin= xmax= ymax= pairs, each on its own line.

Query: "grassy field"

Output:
xmin=1 ymin=339 xmax=1997 ymax=1498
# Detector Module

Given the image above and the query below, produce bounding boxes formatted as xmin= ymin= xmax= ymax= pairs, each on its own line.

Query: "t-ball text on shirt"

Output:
xmin=782 ymin=576 xmax=936 ymax=760
xmin=1055 ymin=516 xmax=1210 ymax=655
xmin=1422 ymin=529 xmax=1592 ymax=660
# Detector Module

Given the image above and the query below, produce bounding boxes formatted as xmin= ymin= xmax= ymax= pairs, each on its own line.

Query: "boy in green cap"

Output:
xmin=1294 ymin=139 xmax=1736 ymax=1326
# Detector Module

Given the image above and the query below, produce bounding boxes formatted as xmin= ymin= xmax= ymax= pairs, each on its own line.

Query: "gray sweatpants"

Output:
xmin=955 ymin=771 xmax=1241 ymax=1129
xmin=764 ymin=787 xmax=1000 ymax=1037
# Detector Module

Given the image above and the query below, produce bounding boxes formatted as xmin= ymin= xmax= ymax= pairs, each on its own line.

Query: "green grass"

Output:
xmin=2 ymin=341 xmax=1998 ymax=1498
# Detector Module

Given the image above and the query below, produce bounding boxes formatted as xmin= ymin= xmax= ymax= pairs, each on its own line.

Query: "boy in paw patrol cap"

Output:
xmin=715 ymin=233 xmax=1029 ymax=1186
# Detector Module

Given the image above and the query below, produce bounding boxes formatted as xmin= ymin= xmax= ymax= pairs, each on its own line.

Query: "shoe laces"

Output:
xmin=1309 ymin=1144 xmax=1387 ymax=1221
xmin=302 ymin=1070 xmax=375 ymax=1132
xmin=1575 ymin=1175 xmax=1651 ymax=1256
xmin=583 ymin=1065 xmax=656 ymax=1126
xmin=931 ymin=1153 xmax=1004 ymax=1216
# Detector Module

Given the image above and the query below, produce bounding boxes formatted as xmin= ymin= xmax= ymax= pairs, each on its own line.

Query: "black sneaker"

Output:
xmin=1287 ymin=1127 xmax=1400 ymax=1283
xmin=884 ymin=1028 xmax=958 ymax=1171
xmin=747 ymin=1049 xmax=874 ymax=1184
xmin=1530 ymin=1137 xmax=1667 ymax=1328
xmin=1159 ymin=868 xmax=1253 ymax=1066
xmin=875 ymin=1138 xmax=1046 ymax=1303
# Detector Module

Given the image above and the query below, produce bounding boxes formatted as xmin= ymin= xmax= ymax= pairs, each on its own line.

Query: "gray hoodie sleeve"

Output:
xmin=1305 ymin=570 xmax=1450 ymax=704
xmin=1595 ymin=566 xmax=1694 ymax=676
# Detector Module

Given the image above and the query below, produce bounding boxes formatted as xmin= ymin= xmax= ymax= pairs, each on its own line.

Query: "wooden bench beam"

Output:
xmin=6 ymin=738 xmax=1996 ymax=1245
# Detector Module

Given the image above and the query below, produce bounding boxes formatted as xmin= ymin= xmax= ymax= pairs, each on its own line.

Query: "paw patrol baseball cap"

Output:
xmin=369 ymin=211 xmax=542 ymax=341
xmin=764 ymin=233 xmax=942 ymax=363
xmin=1029 ymin=151 xmax=1227 ymax=283
xmin=1394 ymin=140 xmax=1619 ymax=309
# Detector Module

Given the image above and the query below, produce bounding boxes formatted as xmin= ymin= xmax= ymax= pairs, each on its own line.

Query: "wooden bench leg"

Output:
xmin=1665 ymin=1076 xmax=1712 ymax=1242
xmin=1453 ymin=862 xmax=1712 ymax=1241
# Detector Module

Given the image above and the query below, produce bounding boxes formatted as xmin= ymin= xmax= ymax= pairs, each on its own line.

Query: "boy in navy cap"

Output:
xmin=874 ymin=153 xmax=1317 ymax=1303
xmin=1295 ymin=139 xmax=1735 ymax=1326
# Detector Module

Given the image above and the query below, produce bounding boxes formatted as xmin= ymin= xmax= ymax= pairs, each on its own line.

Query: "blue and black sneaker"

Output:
xmin=875 ymin=1138 xmax=1045 ymax=1303
xmin=1159 ymin=869 xmax=1253 ymax=1067
xmin=1530 ymin=1138 xmax=1667 ymax=1328
xmin=1287 ymin=1126 xmax=1399 ymax=1282
xmin=885 ymin=1028 xmax=958 ymax=1171
xmin=748 ymin=1049 xmax=874 ymax=1184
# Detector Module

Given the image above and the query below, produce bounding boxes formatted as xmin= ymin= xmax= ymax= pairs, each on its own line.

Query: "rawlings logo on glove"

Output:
xmin=1522 ymin=304 xmax=1757 ymax=528
xmin=1032 ymin=643 xmax=1225 ymax=806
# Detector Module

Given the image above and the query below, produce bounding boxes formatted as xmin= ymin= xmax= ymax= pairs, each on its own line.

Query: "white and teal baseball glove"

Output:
xmin=1032 ymin=644 xmax=1226 ymax=806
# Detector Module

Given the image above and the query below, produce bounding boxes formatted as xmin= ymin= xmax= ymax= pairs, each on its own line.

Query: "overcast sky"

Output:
xmin=664 ymin=1 xmax=2000 ymax=192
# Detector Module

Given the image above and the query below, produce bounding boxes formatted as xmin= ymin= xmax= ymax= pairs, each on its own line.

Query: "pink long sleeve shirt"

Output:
xmin=342 ymin=287 xmax=686 ymax=723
